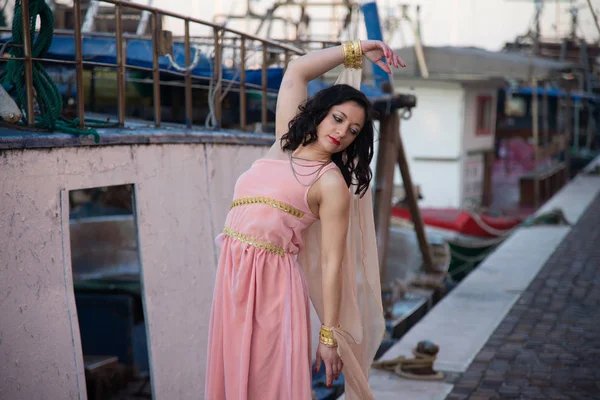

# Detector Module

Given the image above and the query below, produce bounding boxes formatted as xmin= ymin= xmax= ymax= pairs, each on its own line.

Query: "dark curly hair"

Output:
xmin=280 ymin=84 xmax=375 ymax=197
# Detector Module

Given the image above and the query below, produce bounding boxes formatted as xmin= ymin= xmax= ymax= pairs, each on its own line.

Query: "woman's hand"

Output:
xmin=315 ymin=343 xmax=344 ymax=388
xmin=360 ymin=40 xmax=406 ymax=73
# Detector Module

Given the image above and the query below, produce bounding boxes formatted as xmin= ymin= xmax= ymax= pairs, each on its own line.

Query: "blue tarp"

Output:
xmin=361 ymin=1 xmax=391 ymax=90
xmin=511 ymin=86 xmax=600 ymax=103
xmin=0 ymin=35 xmax=284 ymax=90
xmin=1 ymin=34 xmax=392 ymax=101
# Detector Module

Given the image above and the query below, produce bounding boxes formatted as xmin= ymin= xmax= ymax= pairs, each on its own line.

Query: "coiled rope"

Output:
xmin=4 ymin=0 xmax=100 ymax=142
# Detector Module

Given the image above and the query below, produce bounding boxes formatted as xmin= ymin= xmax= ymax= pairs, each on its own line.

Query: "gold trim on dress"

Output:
xmin=222 ymin=227 xmax=285 ymax=257
xmin=230 ymin=196 xmax=305 ymax=218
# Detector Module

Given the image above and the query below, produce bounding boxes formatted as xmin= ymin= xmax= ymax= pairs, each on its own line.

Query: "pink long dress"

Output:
xmin=205 ymin=157 xmax=339 ymax=400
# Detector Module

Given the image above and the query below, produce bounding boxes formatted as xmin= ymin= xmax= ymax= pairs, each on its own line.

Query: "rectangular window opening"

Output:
xmin=69 ymin=184 xmax=153 ymax=399
xmin=476 ymin=95 xmax=493 ymax=135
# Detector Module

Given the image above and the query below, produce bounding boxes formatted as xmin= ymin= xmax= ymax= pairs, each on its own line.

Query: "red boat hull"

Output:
xmin=391 ymin=207 xmax=522 ymax=238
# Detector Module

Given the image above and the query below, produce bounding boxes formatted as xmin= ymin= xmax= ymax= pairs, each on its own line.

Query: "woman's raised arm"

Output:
xmin=274 ymin=40 xmax=404 ymax=142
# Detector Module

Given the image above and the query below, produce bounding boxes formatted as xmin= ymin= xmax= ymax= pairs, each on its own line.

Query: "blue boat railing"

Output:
xmin=1 ymin=0 xmax=305 ymax=131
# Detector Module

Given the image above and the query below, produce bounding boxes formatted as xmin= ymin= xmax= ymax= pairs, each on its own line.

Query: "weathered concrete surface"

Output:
xmin=340 ymin=369 xmax=454 ymax=400
xmin=0 ymin=126 xmax=275 ymax=150
xmin=367 ymin=156 xmax=600 ymax=400
xmin=0 ymin=142 xmax=265 ymax=400
xmin=380 ymin=226 xmax=569 ymax=373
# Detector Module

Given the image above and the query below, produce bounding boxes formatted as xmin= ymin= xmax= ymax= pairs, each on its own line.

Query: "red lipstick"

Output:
xmin=329 ymin=136 xmax=340 ymax=146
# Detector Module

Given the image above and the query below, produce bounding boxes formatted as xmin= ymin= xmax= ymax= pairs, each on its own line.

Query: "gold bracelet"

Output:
xmin=342 ymin=40 xmax=363 ymax=70
xmin=319 ymin=324 xmax=338 ymax=347
xmin=342 ymin=41 xmax=349 ymax=67
xmin=342 ymin=41 xmax=352 ymax=69
xmin=352 ymin=40 xmax=363 ymax=68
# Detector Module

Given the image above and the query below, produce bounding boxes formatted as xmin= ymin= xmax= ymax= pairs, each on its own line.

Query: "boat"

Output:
xmin=446 ymin=234 xmax=504 ymax=282
xmin=1 ymin=1 xmax=421 ymax=399
xmin=391 ymin=205 xmax=522 ymax=238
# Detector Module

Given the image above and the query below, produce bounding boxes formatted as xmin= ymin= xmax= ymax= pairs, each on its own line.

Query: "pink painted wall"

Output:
xmin=0 ymin=142 xmax=266 ymax=399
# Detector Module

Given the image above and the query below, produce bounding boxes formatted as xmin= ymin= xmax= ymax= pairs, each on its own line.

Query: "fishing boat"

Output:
xmin=497 ymin=6 xmax=600 ymax=205
xmin=0 ymin=1 xmax=420 ymax=399
xmin=391 ymin=206 xmax=522 ymax=238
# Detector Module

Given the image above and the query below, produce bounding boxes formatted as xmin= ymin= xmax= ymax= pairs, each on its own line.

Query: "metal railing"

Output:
xmin=1 ymin=0 xmax=305 ymax=132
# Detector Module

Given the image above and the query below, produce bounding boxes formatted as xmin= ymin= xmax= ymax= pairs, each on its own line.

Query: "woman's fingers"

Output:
xmin=379 ymin=42 xmax=389 ymax=56
xmin=315 ymin=351 xmax=322 ymax=373
xmin=375 ymin=59 xmax=392 ymax=74
xmin=397 ymin=54 xmax=406 ymax=68
xmin=331 ymin=361 xmax=339 ymax=384
xmin=373 ymin=42 xmax=406 ymax=70
xmin=326 ymin=360 xmax=334 ymax=388
xmin=381 ymin=41 xmax=406 ymax=68
xmin=334 ymin=359 xmax=343 ymax=380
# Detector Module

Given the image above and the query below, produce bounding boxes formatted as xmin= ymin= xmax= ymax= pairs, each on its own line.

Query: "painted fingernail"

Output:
xmin=327 ymin=383 xmax=331 ymax=388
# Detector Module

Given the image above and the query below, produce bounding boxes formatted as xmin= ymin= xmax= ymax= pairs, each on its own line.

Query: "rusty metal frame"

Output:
xmin=20 ymin=0 xmax=35 ymax=127
xmin=73 ymin=0 xmax=85 ymax=128
xmin=261 ymin=44 xmax=268 ymax=128
xmin=115 ymin=4 xmax=126 ymax=126
xmin=6 ymin=0 xmax=304 ymax=131
xmin=184 ymin=20 xmax=192 ymax=128
xmin=240 ymin=37 xmax=247 ymax=131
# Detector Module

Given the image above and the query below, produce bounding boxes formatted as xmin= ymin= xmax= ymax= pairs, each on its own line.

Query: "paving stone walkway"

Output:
xmin=446 ymin=194 xmax=600 ymax=400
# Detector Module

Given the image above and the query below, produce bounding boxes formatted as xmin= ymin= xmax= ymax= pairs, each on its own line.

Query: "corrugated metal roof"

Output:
xmin=390 ymin=46 xmax=576 ymax=82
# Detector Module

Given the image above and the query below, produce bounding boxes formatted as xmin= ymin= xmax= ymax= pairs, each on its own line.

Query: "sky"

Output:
xmin=385 ymin=0 xmax=599 ymax=50
xmin=147 ymin=0 xmax=599 ymax=51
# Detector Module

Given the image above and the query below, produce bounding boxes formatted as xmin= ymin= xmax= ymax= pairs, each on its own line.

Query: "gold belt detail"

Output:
xmin=230 ymin=196 xmax=304 ymax=218
xmin=222 ymin=227 xmax=285 ymax=257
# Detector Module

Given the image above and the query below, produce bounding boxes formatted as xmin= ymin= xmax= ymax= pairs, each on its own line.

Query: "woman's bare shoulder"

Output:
xmin=317 ymin=168 xmax=350 ymax=204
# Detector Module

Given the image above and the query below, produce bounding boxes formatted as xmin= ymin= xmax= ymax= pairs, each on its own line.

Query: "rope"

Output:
xmin=464 ymin=211 xmax=518 ymax=237
xmin=449 ymin=247 xmax=496 ymax=263
xmin=4 ymin=0 xmax=100 ymax=142
xmin=165 ymin=45 xmax=203 ymax=72
xmin=204 ymin=49 xmax=220 ymax=129
xmin=446 ymin=235 xmax=506 ymax=249
xmin=448 ymin=261 xmax=476 ymax=280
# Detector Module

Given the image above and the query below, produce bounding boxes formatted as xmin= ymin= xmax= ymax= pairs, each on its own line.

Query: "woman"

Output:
xmin=205 ymin=39 xmax=405 ymax=399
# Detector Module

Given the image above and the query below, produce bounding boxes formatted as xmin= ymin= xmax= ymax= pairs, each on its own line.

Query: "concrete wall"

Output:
xmin=0 ymin=143 xmax=265 ymax=400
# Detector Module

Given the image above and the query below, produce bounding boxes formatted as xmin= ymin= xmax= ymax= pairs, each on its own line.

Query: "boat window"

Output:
xmin=505 ymin=95 xmax=527 ymax=117
xmin=68 ymin=184 xmax=154 ymax=399
xmin=476 ymin=95 xmax=493 ymax=135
